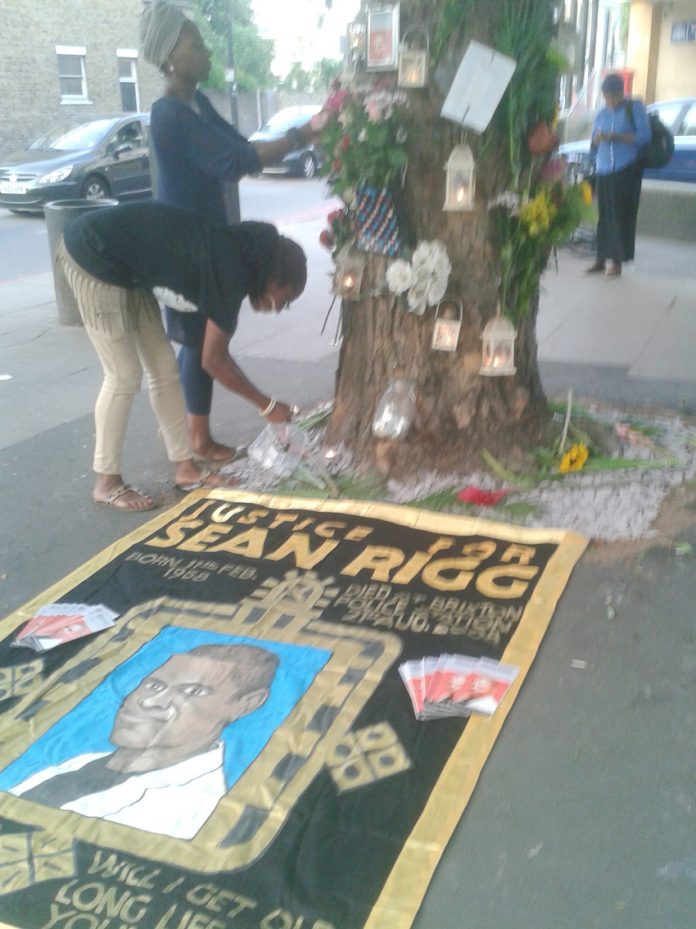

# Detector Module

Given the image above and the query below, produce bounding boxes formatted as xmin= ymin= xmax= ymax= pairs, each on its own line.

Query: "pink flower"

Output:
xmin=365 ymin=99 xmax=382 ymax=122
xmin=457 ymin=487 xmax=508 ymax=506
xmin=327 ymin=209 xmax=343 ymax=224
xmin=324 ymin=81 xmax=350 ymax=113
xmin=319 ymin=229 xmax=335 ymax=249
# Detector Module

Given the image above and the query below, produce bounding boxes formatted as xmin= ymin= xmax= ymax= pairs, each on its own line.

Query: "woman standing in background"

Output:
xmin=586 ymin=72 xmax=651 ymax=278
xmin=141 ymin=1 xmax=320 ymax=462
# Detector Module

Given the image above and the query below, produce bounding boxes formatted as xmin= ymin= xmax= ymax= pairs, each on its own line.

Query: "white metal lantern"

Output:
xmin=444 ymin=144 xmax=476 ymax=211
xmin=480 ymin=312 xmax=517 ymax=376
xmin=431 ymin=295 xmax=463 ymax=352
xmin=397 ymin=27 xmax=429 ymax=88
xmin=333 ymin=251 xmax=366 ymax=300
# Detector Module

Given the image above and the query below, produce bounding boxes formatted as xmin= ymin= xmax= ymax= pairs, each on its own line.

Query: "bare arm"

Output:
xmin=201 ymin=319 xmax=292 ymax=423
xmin=250 ymin=120 xmax=316 ymax=168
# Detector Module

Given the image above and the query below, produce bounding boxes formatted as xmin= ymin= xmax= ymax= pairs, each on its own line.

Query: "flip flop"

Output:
xmin=193 ymin=446 xmax=238 ymax=465
xmin=94 ymin=484 xmax=156 ymax=512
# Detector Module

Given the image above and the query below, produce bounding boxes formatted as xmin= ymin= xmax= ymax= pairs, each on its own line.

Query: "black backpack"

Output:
xmin=626 ymin=100 xmax=675 ymax=169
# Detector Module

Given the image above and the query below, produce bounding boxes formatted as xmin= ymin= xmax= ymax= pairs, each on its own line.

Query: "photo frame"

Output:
xmin=367 ymin=4 xmax=400 ymax=71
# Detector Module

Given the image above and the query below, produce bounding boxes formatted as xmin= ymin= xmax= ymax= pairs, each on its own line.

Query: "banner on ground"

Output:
xmin=0 ymin=492 xmax=586 ymax=929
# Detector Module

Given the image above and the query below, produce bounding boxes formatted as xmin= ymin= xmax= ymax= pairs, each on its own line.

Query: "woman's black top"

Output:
xmin=63 ymin=201 xmax=278 ymax=338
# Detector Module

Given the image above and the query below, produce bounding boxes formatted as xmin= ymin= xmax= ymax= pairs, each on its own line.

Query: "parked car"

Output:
xmin=0 ymin=114 xmax=151 ymax=213
xmin=559 ymin=98 xmax=696 ymax=184
xmin=249 ymin=105 xmax=323 ymax=179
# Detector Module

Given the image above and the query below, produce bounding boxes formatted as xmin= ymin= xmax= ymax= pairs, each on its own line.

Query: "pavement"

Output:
xmin=1 ymin=216 xmax=696 ymax=929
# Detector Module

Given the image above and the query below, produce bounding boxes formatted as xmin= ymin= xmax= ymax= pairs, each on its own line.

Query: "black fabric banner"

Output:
xmin=0 ymin=491 xmax=586 ymax=929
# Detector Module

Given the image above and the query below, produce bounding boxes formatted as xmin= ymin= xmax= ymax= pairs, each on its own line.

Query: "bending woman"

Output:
xmin=59 ymin=201 xmax=306 ymax=510
xmin=141 ymin=1 xmax=321 ymax=462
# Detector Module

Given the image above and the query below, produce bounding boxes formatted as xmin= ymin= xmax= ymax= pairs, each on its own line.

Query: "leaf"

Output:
xmin=498 ymin=501 xmax=544 ymax=519
xmin=481 ymin=449 xmax=536 ymax=488
xmin=405 ymin=488 xmax=462 ymax=512
xmin=581 ymin=457 xmax=667 ymax=472
xmin=674 ymin=542 xmax=694 ymax=557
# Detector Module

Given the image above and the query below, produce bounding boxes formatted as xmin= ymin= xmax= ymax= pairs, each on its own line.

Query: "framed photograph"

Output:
xmin=367 ymin=5 xmax=400 ymax=70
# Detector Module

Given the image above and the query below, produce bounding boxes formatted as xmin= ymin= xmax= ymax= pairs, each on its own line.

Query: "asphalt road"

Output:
xmin=0 ymin=176 xmax=335 ymax=282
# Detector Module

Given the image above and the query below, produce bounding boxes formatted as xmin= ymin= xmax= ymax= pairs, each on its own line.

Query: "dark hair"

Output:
xmin=601 ymin=73 xmax=624 ymax=94
xmin=271 ymin=236 xmax=307 ymax=296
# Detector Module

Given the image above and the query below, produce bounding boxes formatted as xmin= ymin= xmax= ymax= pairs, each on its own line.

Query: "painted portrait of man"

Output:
xmin=2 ymin=628 xmax=330 ymax=841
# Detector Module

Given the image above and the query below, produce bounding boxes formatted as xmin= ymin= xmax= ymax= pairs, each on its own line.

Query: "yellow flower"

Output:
xmin=580 ymin=180 xmax=593 ymax=205
xmin=559 ymin=443 xmax=589 ymax=474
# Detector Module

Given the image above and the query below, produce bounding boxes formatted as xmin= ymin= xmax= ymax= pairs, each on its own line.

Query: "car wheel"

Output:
xmin=299 ymin=153 xmax=316 ymax=180
xmin=81 ymin=175 xmax=111 ymax=200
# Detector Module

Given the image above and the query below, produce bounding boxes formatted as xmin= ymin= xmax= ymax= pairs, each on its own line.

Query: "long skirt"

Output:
xmin=595 ymin=160 xmax=643 ymax=264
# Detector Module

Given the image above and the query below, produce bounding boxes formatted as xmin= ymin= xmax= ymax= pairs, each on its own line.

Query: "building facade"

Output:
xmin=0 ymin=0 xmax=163 ymax=157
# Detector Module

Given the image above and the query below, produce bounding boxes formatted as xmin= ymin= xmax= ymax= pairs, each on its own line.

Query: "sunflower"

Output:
xmin=559 ymin=442 xmax=589 ymax=474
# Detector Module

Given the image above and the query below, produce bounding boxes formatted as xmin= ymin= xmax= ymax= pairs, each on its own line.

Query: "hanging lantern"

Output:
xmin=397 ymin=26 xmax=429 ymax=88
xmin=480 ymin=312 xmax=517 ymax=376
xmin=444 ymin=144 xmax=476 ymax=211
xmin=333 ymin=251 xmax=366 ymax=300
xmin=431 ymin=295 xmax=463 ymax=352
xmin=372 ymin=379 xmax=416 ymax=439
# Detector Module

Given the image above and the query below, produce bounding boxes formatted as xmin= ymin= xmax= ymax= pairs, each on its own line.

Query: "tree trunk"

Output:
xmin=326 ymin=0 xmax=554 ymax=477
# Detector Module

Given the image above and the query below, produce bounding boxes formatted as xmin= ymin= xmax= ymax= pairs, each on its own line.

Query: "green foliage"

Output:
xmin=192 ymin=0 xmax=274 ymax=91
xmin=432 ymin=0 xmax=477 ymax=63
xmin=489 ymin=180 xmax=595 ymax=322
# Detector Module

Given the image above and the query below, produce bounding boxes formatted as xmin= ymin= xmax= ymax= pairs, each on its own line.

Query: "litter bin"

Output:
xmin=44 ymin=198 xmax=119 ymax=325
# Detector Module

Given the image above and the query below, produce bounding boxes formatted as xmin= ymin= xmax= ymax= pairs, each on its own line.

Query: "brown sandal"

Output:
xmin=585 ymin=262 xmax=605 ymax=274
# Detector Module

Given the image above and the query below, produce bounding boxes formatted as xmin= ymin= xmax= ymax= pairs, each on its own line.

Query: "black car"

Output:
xmin=0 ymin=114 xmax=151 ymax=213
xmin=249 ymin=105 xmax=323 ymax=179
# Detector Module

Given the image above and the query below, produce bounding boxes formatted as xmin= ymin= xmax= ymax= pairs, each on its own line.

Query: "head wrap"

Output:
xmin=601 ymin=73 xmax=625 ymax=94
xmin=140 ymin=1 xmax=187 ymax=68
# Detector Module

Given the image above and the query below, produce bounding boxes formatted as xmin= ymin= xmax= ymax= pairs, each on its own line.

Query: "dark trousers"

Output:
xmin=596 ymin=161 xmax=643 ymax=264
xmin=165 ymin=308 xmax=213 ymax=416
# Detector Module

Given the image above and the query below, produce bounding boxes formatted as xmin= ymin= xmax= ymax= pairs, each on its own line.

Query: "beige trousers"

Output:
xmin=58 ymin=242 xmax=193 ymax=475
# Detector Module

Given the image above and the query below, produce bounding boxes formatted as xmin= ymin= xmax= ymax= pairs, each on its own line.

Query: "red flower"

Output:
xmin=327 ymin=208 xmax=343 ymax=224
xmin=324 ymin=81 xmax=350 ymax=113
xmin=457 ymin=487 xmax=508 ymax=506
xmin=319 ymin=229 xmax=335 ymax=249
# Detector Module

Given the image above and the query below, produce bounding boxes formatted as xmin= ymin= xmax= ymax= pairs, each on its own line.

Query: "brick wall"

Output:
xmin=0 ymin=0 xmax=163 ymax=157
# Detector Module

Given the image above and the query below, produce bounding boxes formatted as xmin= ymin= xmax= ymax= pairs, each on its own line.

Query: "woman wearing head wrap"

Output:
xmin=140 ymin=1 xmax=322 ymax=463
xmin=58 ymin=200 xmax=307 ymax=510
xmin=586 ymin=72 xmax=651 ymax=278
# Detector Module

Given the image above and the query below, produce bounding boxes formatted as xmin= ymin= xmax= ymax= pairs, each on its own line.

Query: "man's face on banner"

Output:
xmin=110 ymin=653 xmax=267 ymax=757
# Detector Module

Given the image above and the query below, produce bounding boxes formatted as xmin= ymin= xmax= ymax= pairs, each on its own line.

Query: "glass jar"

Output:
xmin=372 ymin=379 xmax=416 ymax=439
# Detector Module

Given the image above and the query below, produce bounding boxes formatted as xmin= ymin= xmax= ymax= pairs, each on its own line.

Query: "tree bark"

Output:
xmin=326 ymin=0 xmax=552 ymax=477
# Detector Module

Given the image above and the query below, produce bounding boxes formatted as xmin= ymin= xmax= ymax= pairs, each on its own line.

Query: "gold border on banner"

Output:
xmin=0 ymin=490 xmax=587 ymax=929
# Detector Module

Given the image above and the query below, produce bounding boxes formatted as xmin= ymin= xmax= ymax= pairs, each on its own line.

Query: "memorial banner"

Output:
xmin=0 ymin=491 xmax=586 ymax=929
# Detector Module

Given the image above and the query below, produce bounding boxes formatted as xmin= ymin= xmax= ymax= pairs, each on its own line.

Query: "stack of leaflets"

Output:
xmin=12 ymin=603 xmax=119 ymax=653
xmin=399 ymin=654 xmax=519 ymax=720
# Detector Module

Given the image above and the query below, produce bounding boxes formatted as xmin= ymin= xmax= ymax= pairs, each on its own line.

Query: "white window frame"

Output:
xmin=56 ymin=45 xmax=90 ymax=104
xmin=117 ymin=50 xmax=141 ymax=112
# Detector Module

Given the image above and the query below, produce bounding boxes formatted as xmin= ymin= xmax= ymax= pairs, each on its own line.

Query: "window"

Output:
xmin=117 ymin=50 xmax=140 ymax=113
xmin=112 ymin=120 xmax=145 ymax=150
xmin=680 ymin=103 xmax=696 ymax=137
xmin=56 ymin=45 xmax=88 ymax=103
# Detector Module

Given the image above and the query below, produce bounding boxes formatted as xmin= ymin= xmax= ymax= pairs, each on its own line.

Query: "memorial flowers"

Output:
xmin=488 ymin=178 xmax=594 ymax=322
xmin=386 ymin=240 xmax=452 ymax=315
xmin=319 ymin=81 xmax=410 ymax=198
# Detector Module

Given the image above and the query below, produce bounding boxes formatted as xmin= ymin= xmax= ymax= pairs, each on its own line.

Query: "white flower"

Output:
xmin=396 ymin=127 xmax=407 ymax=144
xmin=412 ymin=240 xmax=451 ymax=279
xmin=425 ymin=275 xmax=448 ymax=306
xmin=342 ymin=186 xmax=355 ymax=206
xmin=338 ymin=110 xmax=353 ymax=128
xmin=487 ymin=190 xmax=521 ymax=214
xmin=406 ymin=281 xmax=428 ymax=315
xmin=386 ymin=259 xmax=414 ymax=295
xmin=358 ymin=128 xmax=368 ymax=142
